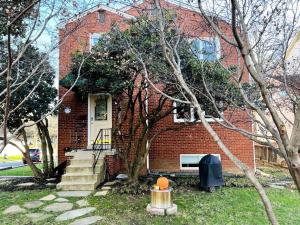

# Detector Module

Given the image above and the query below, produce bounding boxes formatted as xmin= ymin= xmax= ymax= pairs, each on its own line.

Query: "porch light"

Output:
xmin=64 ymin=107 xmax=71 ymax=114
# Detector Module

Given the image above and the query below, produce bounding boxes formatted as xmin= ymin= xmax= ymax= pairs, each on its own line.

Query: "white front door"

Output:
xmin=88 ymin=94 xmax=112 ymax=146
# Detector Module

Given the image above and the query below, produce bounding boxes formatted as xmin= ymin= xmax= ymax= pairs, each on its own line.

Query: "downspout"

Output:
xmin=145 ymin=79 xmax=150 ymax=173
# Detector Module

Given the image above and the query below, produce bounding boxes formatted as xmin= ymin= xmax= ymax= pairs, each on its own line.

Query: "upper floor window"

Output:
xmin=191 ymin=37 xmax=220 ymax=61
xmin=90 ymin=33 xmax=101 ymax=50
xmin=98 ymin=10 xmax=106 ymax=23
xmin=150 ymin=3 xmax=158 ymax=16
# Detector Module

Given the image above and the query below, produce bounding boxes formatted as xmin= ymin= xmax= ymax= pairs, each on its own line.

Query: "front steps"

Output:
xmin=57 ymin=152 xmax=106 ymax=191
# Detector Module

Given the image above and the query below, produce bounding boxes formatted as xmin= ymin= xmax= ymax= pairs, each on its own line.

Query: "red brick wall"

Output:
xmin=58 ymin=1 xmax=254 ymax=173
xmin=58 ymin=10 xmax=129 ymax=163
xmin=105 ymin=154 xmax=123 ymax=177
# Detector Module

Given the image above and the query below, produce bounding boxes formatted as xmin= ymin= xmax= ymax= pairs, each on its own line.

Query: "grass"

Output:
xmin=0 ymin=187 xmax=299 ymax=225
xmin=0 ymin=164 xmax=42 ymax=176
xmin=0 ymin=155 xmax=23 ymax=162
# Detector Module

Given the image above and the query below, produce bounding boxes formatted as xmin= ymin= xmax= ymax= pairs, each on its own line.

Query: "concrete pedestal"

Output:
xmin=146 ymin=203 xmax=177 ymax=215
xmin=146 ymin=188 xmax=177 ymax=215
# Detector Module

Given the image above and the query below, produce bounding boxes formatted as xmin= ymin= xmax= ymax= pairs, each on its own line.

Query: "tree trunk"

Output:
xmin=22 ymin=150 xmax=43 ymax=178
xmin=127 ymin=132 xmax=149 ymax=183
xmin=20 ymin=129 xmax=43 ymax=179
xmin=40 ymin=120 xmax=54 ymax=176
xmin=37 ymin=123 xmax=49 ymax=177
xmin=288 ymin=151 xmax=300 ymax=191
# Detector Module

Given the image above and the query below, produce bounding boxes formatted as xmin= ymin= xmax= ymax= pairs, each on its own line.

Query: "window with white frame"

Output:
xmin=173 ymin=102 xmax=221 ymax=123
xmin=191 ymin=37 xmax=221 ymax=61
xmin=90 ymin=33 xmax=101 ymax=50
xmin=180 ymin=154 xmax=221 ymax=170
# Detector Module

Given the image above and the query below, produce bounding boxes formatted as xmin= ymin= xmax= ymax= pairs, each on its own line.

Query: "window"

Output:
xmin=191 ymin=37 xmax=220 ymax=61
xmin=90 ymin=33 xmax=101 ymax=50
xmin=173 ymin=102 xmax=222 ymax=123
xmin=95 ymin=95 xmax=108 ymax=120
xmin=180 ymin=154 xmax=221 ymax=170
xmin=173 ymin=102 xmax=197 ymax=122
xmin=98 ymin=10 xmax=106 ymax=23
xmin=150 ymin=3 xmax=158 ymax=16
xmin=279 ymin=90 xmax=288 ymax=97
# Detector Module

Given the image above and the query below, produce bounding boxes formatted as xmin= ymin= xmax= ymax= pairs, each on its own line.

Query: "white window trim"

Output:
xmin=173 ymin=102 xmax=223 ymax=123
xmin=180 ymin=154 xmax=221 ymax=170
xmin=190 ymin=36 xmax=221 ymax=61
xmin=89 ymin=33 xmax=102 ymax=51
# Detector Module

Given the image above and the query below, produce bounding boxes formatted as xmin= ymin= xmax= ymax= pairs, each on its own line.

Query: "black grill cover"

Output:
xmin=199 ymin=154 xmax=224 ymax=189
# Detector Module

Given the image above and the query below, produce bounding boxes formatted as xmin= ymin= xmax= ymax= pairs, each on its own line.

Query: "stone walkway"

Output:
xmin=2 ymin=181 xmax=114 ymax=224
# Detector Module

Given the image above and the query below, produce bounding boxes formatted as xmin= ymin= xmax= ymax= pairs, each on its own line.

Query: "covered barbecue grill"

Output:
xmin=199 ymin=154 xmax=224 ymax=192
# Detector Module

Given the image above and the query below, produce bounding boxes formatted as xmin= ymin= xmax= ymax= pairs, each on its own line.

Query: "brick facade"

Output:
xmin=58 ymin=0 xmax=255 ymax=174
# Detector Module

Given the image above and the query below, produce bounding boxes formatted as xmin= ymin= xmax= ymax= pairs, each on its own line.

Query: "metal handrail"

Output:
xmin=92 ymin=128 xmax=111 ymax=174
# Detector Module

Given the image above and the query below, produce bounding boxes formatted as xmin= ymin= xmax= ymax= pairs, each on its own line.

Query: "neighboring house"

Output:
xmin=25 ymin=116 xmax=59 ymax=164
xmin=254 ymin=32 xmax=300 ymax=165
xmin=0 ymin=130 xmax=24 ymax=159
xmin=0 ymin=116 xmax=58 ymax=163
xmin=57 ymin=0 xmax=255 ymax=185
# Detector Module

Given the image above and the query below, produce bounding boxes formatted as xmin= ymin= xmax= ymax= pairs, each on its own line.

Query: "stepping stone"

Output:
xmin=76 ymin=199 xmax=89 ymax=207
xmin=269 ymin=184 xmax=285 ymax=189
xmin=94 ymin=190 xmax=108 ymax=196
xmin=69 ymin=216 xmax=103 ymax=225
xmin=57 ymin=191 xmax=91 ymax=197
xmin=23 ymin=200 xmax=43 ymax=209
xmin=46 ymin=183 xmax=56 ymax=187
xmin=40 ymin=194 xmax=56 ymax=201
xmin=116 ymin=174 xmax=128 ymax=180
xmin=104 ymin=181 xmax=117 ymax=186
xmin=26 ymin=213 xmax=52 ymax=222
xmin=55 ymin=198 xmax=69 ymax=202
xmin=43 ymin=202 xmax=73 ymax=212
xmin=101 ymin=186 xmax=111 ymax=190
xmin=46 ymin=178 xmax=57 ymax=182
xmin=17 ymin=182 xmax=36 ymax=187
xmin=55 ymin=207 xmax=96 ymax=222
xmin=3 ymin=205 xmax=26 ymax=214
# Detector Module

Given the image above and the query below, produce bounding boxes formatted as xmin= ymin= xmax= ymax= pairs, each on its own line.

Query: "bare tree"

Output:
xmin=0 ymin=0 xmax=104 ymax=153
xmin=126 ymin=0 xmax=280 ymax=224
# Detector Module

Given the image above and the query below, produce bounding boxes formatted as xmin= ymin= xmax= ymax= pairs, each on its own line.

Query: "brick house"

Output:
xmin=57 ymin=0 xmax=255 ymax=189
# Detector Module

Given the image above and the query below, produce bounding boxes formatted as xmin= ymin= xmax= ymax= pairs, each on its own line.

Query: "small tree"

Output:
xmin=0 ymin=44 xmax=57 ymax=179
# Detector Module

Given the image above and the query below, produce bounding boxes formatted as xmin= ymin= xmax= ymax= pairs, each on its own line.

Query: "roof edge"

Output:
xmin=58 ymin=4 xmax=135 ymax=29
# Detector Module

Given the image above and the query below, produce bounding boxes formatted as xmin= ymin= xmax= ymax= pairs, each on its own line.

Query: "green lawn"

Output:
xmin=0 ymin=164 xmax=42 ymax=176
xmin=0 ymin=187 xmax=299 ymax=225
xmin=0 ymin=155 xmax=22 ymax=162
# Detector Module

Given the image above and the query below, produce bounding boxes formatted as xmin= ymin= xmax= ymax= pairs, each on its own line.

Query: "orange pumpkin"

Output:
xmin=156 ymin=177 xmax=169 ymax=190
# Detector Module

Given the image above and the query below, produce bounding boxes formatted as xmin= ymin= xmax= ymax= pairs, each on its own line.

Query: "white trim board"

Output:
xmin=59 ymin=4 xmax=135 ymax=28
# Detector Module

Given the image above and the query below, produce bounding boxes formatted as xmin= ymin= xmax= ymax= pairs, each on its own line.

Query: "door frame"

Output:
xmin=87 ymin=93 xmax=112 ymax=147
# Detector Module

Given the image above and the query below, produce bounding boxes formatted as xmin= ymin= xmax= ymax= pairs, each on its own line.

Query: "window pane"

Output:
xmin=99 ymin=11 xmax=105 ymax=23
xmin=95 ymin=96 xmax=107 ymax=120
xmin=182 ymin=155 xmax=200 ymax=164
xmin=176 ymin=103 xmax=191 ymax=120
xmin=192 ymin=38 xmax=218 ymax=61
xmin=90 ymin=34 xmax=101 ymax=48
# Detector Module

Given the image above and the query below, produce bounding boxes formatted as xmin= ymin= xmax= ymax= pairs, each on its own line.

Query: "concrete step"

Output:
xmin=70 ymin=158 xmax=104 ymax=166
xmin=61 ymin=173 xmax=100 ymax=183
xmin=66 ymin=164 xmax=103 ymax=174
xmin=57 ymin=181 xmax=98 ymax=191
